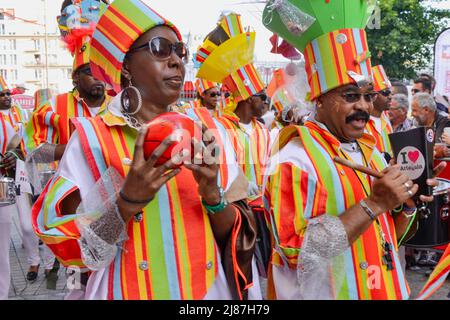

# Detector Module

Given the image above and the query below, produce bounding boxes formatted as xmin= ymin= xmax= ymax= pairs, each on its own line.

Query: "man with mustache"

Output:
xmin=365 ymin=65 xmax=394 ymax=160
xmin=262 ymin=0 xmax=441 ymax=300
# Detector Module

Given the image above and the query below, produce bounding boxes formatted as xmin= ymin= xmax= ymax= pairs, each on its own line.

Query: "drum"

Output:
xmin=0 ymin=177 xmax=16 ymax=207
xmin=405 ymin=178 xmax=450 ymax=248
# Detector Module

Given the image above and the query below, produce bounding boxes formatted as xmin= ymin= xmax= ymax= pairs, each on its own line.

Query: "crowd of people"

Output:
xmin=0 ymin=0 xmax=449 ymax=300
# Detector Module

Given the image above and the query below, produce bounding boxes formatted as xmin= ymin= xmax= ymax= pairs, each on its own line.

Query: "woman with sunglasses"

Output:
xmin=32 ymin=0 xmax=259 ymax=300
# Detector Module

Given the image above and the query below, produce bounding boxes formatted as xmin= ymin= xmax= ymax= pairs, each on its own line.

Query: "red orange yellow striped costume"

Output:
xmin=1 ymin=103 xmax=28 ymax=132
xmin=23 ymin=90 xmax=109 ymax=154
xmin=264 ymin=121 xmax=410 ymax=300
xmin=32 ymin=103 xmax=255 ymax=300
xmin=365 ymin=112 xmax=394 ymax=155
xmin=218 ymin=113 xmax=270 ymax=191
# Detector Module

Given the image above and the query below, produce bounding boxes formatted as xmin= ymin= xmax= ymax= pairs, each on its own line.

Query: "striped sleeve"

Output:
xmin=31 ymin=174 xmax=86 ymax=269
xmin=23 ymin=102 xmax=60 ymax=154
xmin=263 ymin=162 xmax=328 ymax=268
xmin=416 ymin=244 xmax=450 ymax=300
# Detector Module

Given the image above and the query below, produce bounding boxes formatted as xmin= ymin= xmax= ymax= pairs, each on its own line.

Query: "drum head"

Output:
xmin=433 ymin=178 xmax=450 ymax=196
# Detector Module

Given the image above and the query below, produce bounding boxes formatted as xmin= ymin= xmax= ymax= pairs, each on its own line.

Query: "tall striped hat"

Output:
xmin=195 ymin=78 xmax=219 ymax=95
xmin=372 ymin=65 xmax=392 ymax=92
xmin=262 ymin=0 xmax=378 ymax=101
xmin=90 ymin=0 xmax=182 ymax=93
xmin=0 ymin=74 xmax=8 ymax=92
xmin=195 ymin=13 xmax=265 ymax=104
xmin=58 ymin=0 xmax=107 ymax=72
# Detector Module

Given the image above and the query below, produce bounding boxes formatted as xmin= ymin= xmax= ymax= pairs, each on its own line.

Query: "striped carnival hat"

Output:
xmin=90 ymin=0 xmax=182 ymax=93
xmin=73 ymin=42 xmax=91 ymax=72
xmin=372 ymin=65 xmax=392 ymax=92
xmin=58 ymin=0 xmax=108 ymax=72
xmin=0 ymin=74 xmax=8 ymax=92
xmin=195 ymin=78 xmax=219 ymax=95
xmin=262 ymin=0 xmax=378 ymax=101
xmin=195 ymin=13 xmax=265 ymax=106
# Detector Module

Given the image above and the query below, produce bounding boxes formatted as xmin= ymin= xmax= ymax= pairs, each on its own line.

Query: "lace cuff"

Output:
xmin=296 ymin=214 xmax=349 ymax=300
xmin=75 ymin=168 xmax=128 ymax=271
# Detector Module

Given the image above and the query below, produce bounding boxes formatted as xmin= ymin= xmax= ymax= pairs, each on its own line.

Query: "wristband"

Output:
xmin=360 ymin=200 xmax=377 ymax=221
xmin=202 ymin=187 xmax=228 ymax=215
xmin=119 ymin=190 xmax=153 ymax=205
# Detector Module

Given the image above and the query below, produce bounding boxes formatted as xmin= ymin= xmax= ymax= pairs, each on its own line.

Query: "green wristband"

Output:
xmin=202 ymin=187 xmax=228 ymax=215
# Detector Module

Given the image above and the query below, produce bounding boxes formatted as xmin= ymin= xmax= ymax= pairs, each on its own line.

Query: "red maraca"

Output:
xmin=143 ymin=112 xmax=197 ymax=167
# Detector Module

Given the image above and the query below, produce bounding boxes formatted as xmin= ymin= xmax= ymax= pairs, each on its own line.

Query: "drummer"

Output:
xmin=0 ymin=116 xmax=24 ymax=299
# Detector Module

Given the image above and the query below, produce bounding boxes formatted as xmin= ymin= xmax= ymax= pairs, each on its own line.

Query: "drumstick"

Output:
xmin=333 ymin=156 xmax=384 ymax=179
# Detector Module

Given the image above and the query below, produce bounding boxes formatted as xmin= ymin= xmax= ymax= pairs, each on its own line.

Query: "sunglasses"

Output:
xmin=411 ymin=88 xmax=421 ymax=94
xmin=341 ymin=92 xmax=378 ymax=103
xmin=379 ymin=89 xmax=392 ymax=97
xmin=209 ymin=92 xmax=222 ymax=98
xmin=128 ymin=37 xmax=189 ymax=63
xmin=0 ymin=92 xmax=11 ymax=98
xmin=254 ymin=93 xmax=268 ymax=102
xmin=78 ymin=67 xmax=93 ymax=76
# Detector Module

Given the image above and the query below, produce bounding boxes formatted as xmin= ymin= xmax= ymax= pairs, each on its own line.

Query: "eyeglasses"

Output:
xmin=411 ymin=88 xmax=421 ymax=94
xmin=341 ymin=92 xmax=378 ymax=103
xmin=0 ymin=92 xmax=11 ymax=98
xmin=128 ymin=37 xmax=189 ymax=63
xmin=379 ymin=89 xmax=392 ymax=97
xmin=208 ymin=92 xmax=222 ymax=98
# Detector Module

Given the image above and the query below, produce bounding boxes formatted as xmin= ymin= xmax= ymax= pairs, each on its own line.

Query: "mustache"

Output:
xmin=346 ymin=110 xmax=370 ymax=124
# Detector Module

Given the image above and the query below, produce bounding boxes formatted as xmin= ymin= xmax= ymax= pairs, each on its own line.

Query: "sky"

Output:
xmin=5 ymin=0 xmax=284 ymax=62
xmin=5 ymin=0 xmax=450 ymax=62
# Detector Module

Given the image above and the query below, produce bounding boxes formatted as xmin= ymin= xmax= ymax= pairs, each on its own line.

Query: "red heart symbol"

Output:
xmin=408 ymin=151 xmax=420 ymax=163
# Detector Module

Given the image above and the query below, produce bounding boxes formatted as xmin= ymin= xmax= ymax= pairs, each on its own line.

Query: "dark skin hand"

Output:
xmin=1 ymin=148 xmax=24 ymax=170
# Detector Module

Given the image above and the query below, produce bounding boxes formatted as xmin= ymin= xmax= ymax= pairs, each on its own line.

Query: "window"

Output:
xmin=0 ymin=13 xmax=4 ymax=20
xmin=33 ymin=40 xmax=40 ymax=50
xmin=10 ymin=55 xmax=16 ymax=65
xmin=49 ymin=54 xmax=57 ymax=65
xmin=0 ymin=54 xmax=6 ymax=65
xmin=0 ymin=69 xmax=8 ymax=80
xmin=34 ymin=69 xmax=42 ymax=80
xmin=12 ymin=69 xmax=17 ymax=81
xmin=34 ymin=54 xmax=41 ymax=65
xmin=9 ymin=39 xmax=15 ymax=50
xmin=0 ymin=24 xmax=5 ymax=35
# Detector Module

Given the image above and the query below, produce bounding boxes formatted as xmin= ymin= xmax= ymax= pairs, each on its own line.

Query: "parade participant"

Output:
xmin=196 ymin=13 xmax=270 ymax=198
xmin=191 ymin=78 xmax=223 ymax=117
xmin=23 ymin=0 xmax=111 ymax=290
xmin=365 ymin=65 xmax=394 ymax=158
xmin=0 ymin=116 xmax=23 ymax=299
xmin=0 ymin=75 xmax=28 ymax=131
xmin=24 ymin=0 xmax=110 ymax=161
xmin=388 ymin=94 xmax=413 ymax=133
xmin=32 ymin=0 xmax=259 ymax=300
xmin=262 ymin=0 xmax=441 ymax=300
xmin=0 ymin=70 xmax=46 ymax=283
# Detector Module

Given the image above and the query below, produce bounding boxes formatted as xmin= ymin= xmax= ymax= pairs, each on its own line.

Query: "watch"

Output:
xmin=202 ymin=187 xmax=228 ymax=215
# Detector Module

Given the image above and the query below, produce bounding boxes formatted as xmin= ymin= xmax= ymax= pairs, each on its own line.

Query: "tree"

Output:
xmin=367 ymin=0 xmax=450 ymax=81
